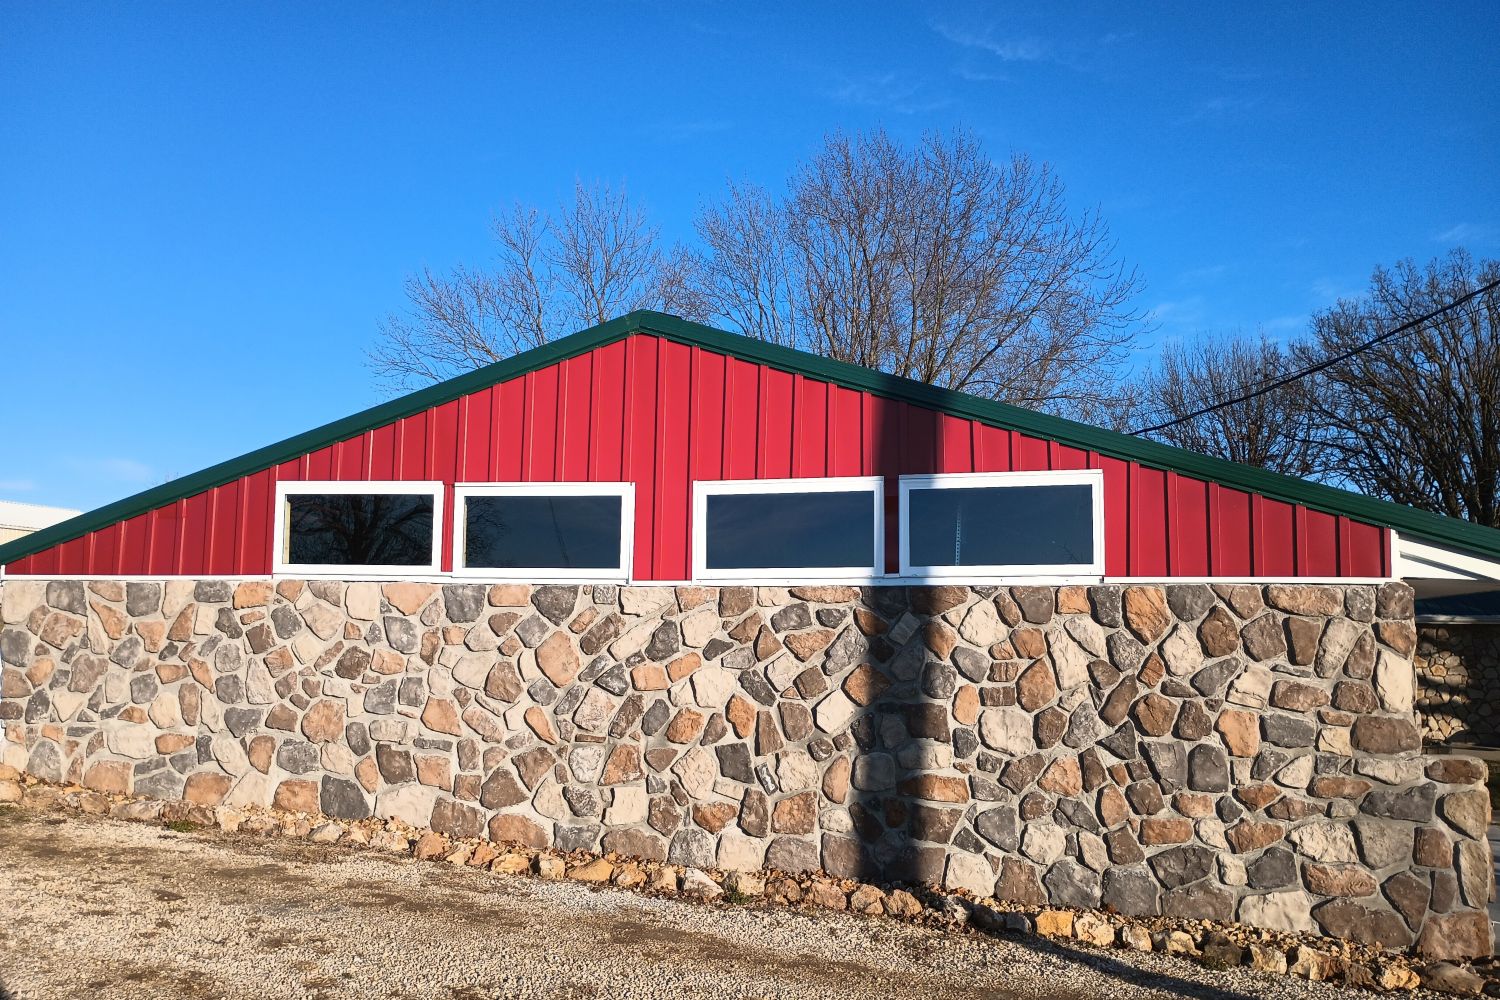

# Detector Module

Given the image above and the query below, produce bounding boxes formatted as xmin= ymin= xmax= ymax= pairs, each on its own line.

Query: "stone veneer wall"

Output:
xmin=0 ymin=577 xmax=1492 ymax=957
xmin=1416 ymin=623 xmax=1500 ymax=746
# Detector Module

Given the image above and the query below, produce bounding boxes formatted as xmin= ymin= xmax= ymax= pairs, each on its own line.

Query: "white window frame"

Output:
xmin=898 ymin=470 xmax=1105 ymax=579
xmin=273 ymin=480 xmax=445 ymax=577
xmin=452 ymin=482 xmax=634 ymax=582
xmin=692 ymin=476 xmax=885 ymax=583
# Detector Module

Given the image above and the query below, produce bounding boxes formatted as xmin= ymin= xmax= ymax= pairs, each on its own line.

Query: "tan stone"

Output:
xmin=273 ymin=779 xmax=318 ymax=813
xmin=1216 ymin=708 xmax=1261 ymax=757
xmin=1140 ymin=817 xmax=1192 ymax=845
xmin=536 ymin=631 xmax=579 ymax=686
xmin=1226 ymin=820 xmax=1285 ymax=853
xmin=1016 ymin=660 xmax=1057 ymax=711
xmin=568 ymin=858 xmax=614 ymax=883
xmin=630 ymin=663 xmax=669 ymax=691
xmin=487 ymin=584 xmax=530 ymax=607
xmin=155 ymin=733 xmax=195 ymax=755
xmin=1132 ymin=692 xmax=1176 ymax=736
xmin=1123 ymin=587 xmax=1171 ymax=643
xmin=725 ymin=694 xmax=756 ymax=739
xmin=301 ymin=699 xmax=346 ymax=743
xmin=1037 ymin=757 xmax=1082 ymax=796
xmin=665 ymin=709 xmax=705 ymax=744
xmin=953 ymin=684 xmax=979 ymax=726
xmin=666 ymin=652 xmax=701 ymax=682
xmin=1303 ymin=864 xmax=1376 ymax=897
xmin=896 ymin=774 xmax=969 ymax=803
xmin=421 ymin=698 xmax=462 ymax=736
xmin=600 ymin=744 xmax=642 ymax=784
xmin=772 ymin=791 xmax=817 ymax=834
xmin=82 ymin=760 xmax=132 ymax=795
xmin=90 ymin=601 xmax=126 ymax=640
xmin=184 ymin=772 xmax=232 ymax=806
xmin=1035 ymin=910 xmax=1075 ymax=938
xmin=523 ymin=706 xmax=558 ymax=744
xmin=1265 ymin=584 xmax=1342 ymax=617
xmin=233 ymin=581 xmax=273 ymax=609
xmin=842 ymin=663 xmax=891 ymax=706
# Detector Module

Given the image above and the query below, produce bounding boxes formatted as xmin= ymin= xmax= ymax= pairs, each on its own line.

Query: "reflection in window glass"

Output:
xmin=706 ymin=491 xmax=875 ymax=570
xmin=907 ymin=484 xmax=1094 ymax=568
xmin=286 ymin=493 xmax=435 ymax=567
xmin=463 ymin=494 xmax=623 ymax=570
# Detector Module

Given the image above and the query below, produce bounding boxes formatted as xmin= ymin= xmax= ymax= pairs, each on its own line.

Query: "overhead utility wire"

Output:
xmin=1129 ymin=277 xmax=1500 ymax=436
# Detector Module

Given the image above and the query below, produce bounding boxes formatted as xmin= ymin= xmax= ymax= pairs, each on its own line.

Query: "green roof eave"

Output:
xmin=4 ymin=309 xmax=1499 ymax=569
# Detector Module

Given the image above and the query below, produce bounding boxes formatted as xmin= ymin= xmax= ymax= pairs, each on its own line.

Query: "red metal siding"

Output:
xmin=4 ymin=332 xmax=1393 ymax=579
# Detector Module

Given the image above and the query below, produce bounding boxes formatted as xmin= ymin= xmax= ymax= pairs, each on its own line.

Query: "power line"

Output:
xmin=1129 ymin=276 xmax=1500 ymax=436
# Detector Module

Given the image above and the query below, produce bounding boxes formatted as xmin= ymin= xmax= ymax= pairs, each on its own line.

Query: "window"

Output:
xmin=693 ymin=477 xmax=883 ymax=581
xmin=899 ymin=470 xmax=1104 ymax=578
xmin=454 ymin=483 xmax=633 ymax=581
xmin=274 ymin=481 xmax=443 ymax=575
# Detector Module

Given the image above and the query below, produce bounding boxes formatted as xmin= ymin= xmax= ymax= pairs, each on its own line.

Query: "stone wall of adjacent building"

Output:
xmin=1416 ymin=623 xmax=1500 ymax=746
xmin=0 ymin=577 xmax=1491 ymax=957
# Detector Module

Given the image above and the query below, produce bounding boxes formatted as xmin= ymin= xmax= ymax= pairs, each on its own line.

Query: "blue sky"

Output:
xmin=2 ymin=2 xmax=1496 ymax=511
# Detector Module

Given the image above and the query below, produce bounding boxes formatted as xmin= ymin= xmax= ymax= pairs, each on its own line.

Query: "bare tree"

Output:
xmin=370 ymin=182 xmax=702 ymax=390
xmin=691 ymin=128 xmax=1146 ymax=417
xmin=1300 ymin=250 xmax=1500 ymax=526
xmin=1127 ymin=331 xmax=1326 ymax=477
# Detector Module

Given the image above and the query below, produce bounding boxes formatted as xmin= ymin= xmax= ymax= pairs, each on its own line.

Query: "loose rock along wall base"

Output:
xmin=0 ymin=578 xmax=1491 ymax=957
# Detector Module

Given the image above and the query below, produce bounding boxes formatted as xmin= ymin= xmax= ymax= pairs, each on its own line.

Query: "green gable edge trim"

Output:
xmin=5 ymin=309 xmax=1500 ymax=569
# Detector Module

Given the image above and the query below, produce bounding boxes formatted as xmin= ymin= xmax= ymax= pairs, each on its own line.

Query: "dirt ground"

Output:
xmin=0 ymin=807 xmax=1366 ymax=1000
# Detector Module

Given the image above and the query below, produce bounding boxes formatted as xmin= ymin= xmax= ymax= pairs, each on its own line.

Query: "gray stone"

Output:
xmin=398 ymin=677 xmax=425 ymax=707
xmin=109 ymin=635 xmax=144 ymax=668
xmin=1100 ymin=867 xmax=1160 ymax=915
xmin=975 ymin=807 xmax=1021 ymax=852
xmin=122 ymin=582 xmax=160 ymax=616
xmin=1106 ymin=631 xmax=1145 ymax=671
xmin=1190 ymin=658 xmax=1241 ymax=697
xmin=1187 ymin=745 xmax=1229 ymax=792
xmin=1043 ymin=860 xmax=1100 ymax=908
xmin=765 ymin=836 xmax=820 ymax=873
xmin=595 ymin=664 xmax=629 ymax=696
xmin=1166 ymin=585 xmax=1216 ymax=622
xmin=134 ymin=768 xmax=184 ymax=799
xmin=1261 ymin=714 xmax=1316 ymax=748
xmin=271 ymin=604 xmax=302 ymax=639
xmin=442 ymin=585 xmax=487 ymax=623
xmin=44 ymin=580 xmax=87 ymax=615
xmin=1361 ymin=784 xmax=1436 ymax=823
xmin=922 ymin=662 xmax=958 ymax=699
xmin=1246 ymin=847 xmax=1297 ymax=889
xmin=194 ymin=581 xmax=232 ymax=603
xmin=1149 ymin=845 xmax=1216 ymax=889
xmin=1098 ymin=722 xmax=1138 ymax=761
xmin=277 ymin=740 xmax=320 ymax=774
xmin=514 ymin=615 xmax=550 ymax=647
xmin=0 ymin=629 xmax=30 ymax=666
xmin=223 ymin=708 xmax=262 ymax=738
xmin=383 ymin=616 xmax=418 ymax=653
xmin=531 ymin=586 xmax=578 ymax=625
xmin=1144 ymin=741 xmax=1187 ymax=791
xmin=715 ymin=742 xmax=753 ymax=784
xmin=641 ymin=700 xmax=671 ymax=736
xmin=1163 ymin=883 xmax=1234 ymax=921
xmin=27 ymin=740 xmax=64 ymax=782
xmin=365 ymin=682 xmax=396 ymax=715
xmin=952 ymin=646 xmax=989 ymax=683
xmin=668 ymin=828 xmax=716 ymax=868
xmin=554 ymin=824 xmax=601 ymax=853
xmin=645 ymin=622 xmax=680 ymax=661
xmin=320 ymin=776 xmax=370 ymax=819
xmin=770 ymin=603 xmax=812 ymax=631
xmin=214 ymin=607 xmax=243 ymax=638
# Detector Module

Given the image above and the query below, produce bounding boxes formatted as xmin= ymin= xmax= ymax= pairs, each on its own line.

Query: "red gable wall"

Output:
xmin=5 ymin=333 xmax=1391 ymax=580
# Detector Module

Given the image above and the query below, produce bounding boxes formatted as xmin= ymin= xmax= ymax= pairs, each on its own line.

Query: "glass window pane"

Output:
xmin=464 ymin=495 xmax=622 ymax=570
xmin=907 ymin=484 xmax=1094 ymax=568
xmin=286 ymin=493 xmax=434 ymax=567
xmin=706 ymin=491 xmax=875 ymax=570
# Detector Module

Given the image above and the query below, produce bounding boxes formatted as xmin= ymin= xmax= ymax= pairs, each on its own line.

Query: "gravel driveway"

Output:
xmin=0 ymin=808 xmax=1365 ymax=1000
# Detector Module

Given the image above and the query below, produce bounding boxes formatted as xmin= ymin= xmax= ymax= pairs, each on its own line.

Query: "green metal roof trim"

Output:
xmin=5 ymin=309 xmax=1500 ymax=568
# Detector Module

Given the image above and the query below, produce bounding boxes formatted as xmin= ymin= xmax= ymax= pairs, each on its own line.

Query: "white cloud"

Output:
xmin=828 ymin=73 xmax=952 ymax=115
xmin=1433 ymin=222 xmax=1497 ymax=245
xmin=933 ymin=22 xmax=1050 ymax=62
